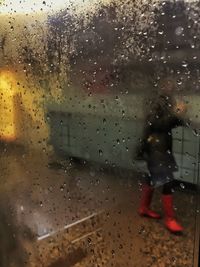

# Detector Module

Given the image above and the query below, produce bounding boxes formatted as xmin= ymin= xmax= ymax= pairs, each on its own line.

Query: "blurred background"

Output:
xmin=0 ymin=0 xmax=199 ymax=266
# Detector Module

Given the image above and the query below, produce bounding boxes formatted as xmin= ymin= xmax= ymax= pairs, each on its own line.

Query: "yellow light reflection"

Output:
xmin=0 ymin=70 xmax=16 ymax=141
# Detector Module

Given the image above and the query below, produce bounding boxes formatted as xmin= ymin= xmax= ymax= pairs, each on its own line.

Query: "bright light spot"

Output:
xmin=0 ymin=70 xmax=16 ymax=141
xmin=0 ymin=70 xmax=15 ymax=94
xmin=0 ymin=0 xmax=87 ymax=14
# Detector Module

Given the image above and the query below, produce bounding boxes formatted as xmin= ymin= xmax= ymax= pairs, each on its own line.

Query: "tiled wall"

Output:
xmin=173 ymin=127 xmax=199 ymax=184
xmin=48 ymin=111 xmax=199 ymax=184
xmin=48 ymin=111 xmax=143 ymax=168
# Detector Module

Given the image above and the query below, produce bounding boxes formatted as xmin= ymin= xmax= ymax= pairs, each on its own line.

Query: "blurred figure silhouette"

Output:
xmin=138 ymin=78 xmax=187 ymax=233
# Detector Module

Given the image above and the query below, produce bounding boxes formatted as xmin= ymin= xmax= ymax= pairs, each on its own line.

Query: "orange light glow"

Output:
xmin=0 ymin=70 xmax=16 ymax=141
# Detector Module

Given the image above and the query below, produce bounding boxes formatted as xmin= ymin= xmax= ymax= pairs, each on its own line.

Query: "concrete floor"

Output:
xmin=0 ymin=144 xmax=198 ymax=267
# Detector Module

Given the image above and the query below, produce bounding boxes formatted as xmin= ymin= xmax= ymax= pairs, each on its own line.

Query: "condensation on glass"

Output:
xmin=0 ymin=1 xmax=199 ymax=267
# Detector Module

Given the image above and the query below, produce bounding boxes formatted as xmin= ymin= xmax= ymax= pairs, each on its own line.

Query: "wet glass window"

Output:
xmin=0 ymin=1 xmax=199 ymax=267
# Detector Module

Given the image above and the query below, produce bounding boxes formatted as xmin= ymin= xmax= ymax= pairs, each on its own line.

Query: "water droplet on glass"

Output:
xmin=182 ymin=62 xmax=188 ymax=68
xmin=175 ymin=26 xmax=184 ymax=36
xmin=60 ymin=186 xmax=64 ymax=191
xmin=193 ymin=129 xmax=199 ymax=136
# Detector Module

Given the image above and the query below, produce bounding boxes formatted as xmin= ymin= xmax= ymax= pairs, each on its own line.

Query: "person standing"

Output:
xmin=138 ymin=79 xmax=187 ymax=233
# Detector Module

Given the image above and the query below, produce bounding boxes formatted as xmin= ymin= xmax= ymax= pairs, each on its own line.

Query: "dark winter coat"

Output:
xmin=139 ymin=93 xmax=184 ymax=174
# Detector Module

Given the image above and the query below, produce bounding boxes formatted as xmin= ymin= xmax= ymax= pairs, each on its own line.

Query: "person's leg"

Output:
xmin=162 ymin=179 xmax=180 ymax=194
xmin=138 ymin=173 xmax=161 ymax=219
xmin=162 ymin=179 xmax=183 ymax=233
xmin=162 ymin=180 xmax=174 ymax=194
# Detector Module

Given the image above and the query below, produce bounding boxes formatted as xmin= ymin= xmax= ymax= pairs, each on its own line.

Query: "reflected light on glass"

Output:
xmin=0 ymin=70 xmax=16 ymax=141
xmin=0 ymin=0 xmax=92 ymax=14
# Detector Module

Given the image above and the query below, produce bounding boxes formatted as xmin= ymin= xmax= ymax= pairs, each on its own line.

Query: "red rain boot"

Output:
xmin=162 ymin=194 xmax=183 ymax=233
xmin=138 ymin=184 xmax=161 ymax=219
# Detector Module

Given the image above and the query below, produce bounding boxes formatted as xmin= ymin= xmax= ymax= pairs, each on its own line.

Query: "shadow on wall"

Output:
xmin=13 ymin=91 xmax=51 ymax=151
xmin=13 ymin=93 xmax=38 ymax=149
